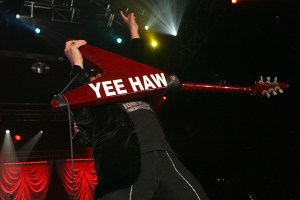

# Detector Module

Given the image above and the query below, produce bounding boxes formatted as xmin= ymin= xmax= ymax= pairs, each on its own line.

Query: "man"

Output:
xmin=64 ymin=10 xmax=210 ymax=200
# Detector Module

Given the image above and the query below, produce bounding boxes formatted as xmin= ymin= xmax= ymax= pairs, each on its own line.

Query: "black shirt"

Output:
xmin=120 ymin=100 xmax=174 ymax=153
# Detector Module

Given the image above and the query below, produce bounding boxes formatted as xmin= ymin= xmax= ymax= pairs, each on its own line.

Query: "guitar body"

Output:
xmin=51 ymin=44 xmax=289 ymax=111
xmin=51 ymin=44 xmax=170 ymax=111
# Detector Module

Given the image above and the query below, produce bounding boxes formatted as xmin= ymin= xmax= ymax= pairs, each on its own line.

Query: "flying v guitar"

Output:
xmin=51 ymin=43 xmax=289 ymax=112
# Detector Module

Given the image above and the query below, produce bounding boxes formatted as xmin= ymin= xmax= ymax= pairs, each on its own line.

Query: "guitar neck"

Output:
xmin=179 ymin=81 xmax=257 ymax=95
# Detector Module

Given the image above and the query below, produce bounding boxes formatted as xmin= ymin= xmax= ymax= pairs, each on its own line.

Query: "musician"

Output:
xmin=64 ymin=10 xmax=210 ymax=200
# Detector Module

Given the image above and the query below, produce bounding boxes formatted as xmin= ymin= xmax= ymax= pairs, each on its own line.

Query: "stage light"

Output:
xmin=116 ymin=37 xmax=122 ymax=44
xmin=144 ymin=0 xmax=187 ymax=36
xmin=231 ymin=0 xmax=238 ymax=4
xmin=1 ymin=129 xmax=17 ymax=163
xmin=151 ymin=41 xmax=158 ymax=48
xmin=171 ymin=31 xmax=177 ymax=36
xmin=145 ymin=25 xmax=149 ymax=30
xmin=15 ymin=134 xmax=22 ymax=141
xmin=152 ymin=95 xmax=168 ymax=110
xmin=35 ymin=27 xmax=41 ymax=34
xmin=16 ymin=14 xmax=20 ymax=19
xmin=17 ymin=130 xmax=44 ymax=161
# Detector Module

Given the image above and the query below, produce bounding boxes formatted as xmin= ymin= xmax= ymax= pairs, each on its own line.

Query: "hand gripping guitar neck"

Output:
xmin=51 ymin=44 xmax=289 ymax=112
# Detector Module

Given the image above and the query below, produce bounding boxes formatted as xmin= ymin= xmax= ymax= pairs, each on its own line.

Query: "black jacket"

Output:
xmin=68 ymin=39 xmax=145 ymax=198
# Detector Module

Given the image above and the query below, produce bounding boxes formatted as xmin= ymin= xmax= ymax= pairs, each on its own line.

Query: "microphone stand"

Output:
xmin=53 ymin=72 xmax=80 ymax=200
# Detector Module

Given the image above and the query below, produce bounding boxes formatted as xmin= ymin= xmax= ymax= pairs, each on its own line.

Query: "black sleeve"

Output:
xmin=67 ymin=65 xmax=95 ymax=146
xmin=130 ymin=38 xmax=145 ymax=63
xmin=68 ymin=65 xmax=90 ymax=92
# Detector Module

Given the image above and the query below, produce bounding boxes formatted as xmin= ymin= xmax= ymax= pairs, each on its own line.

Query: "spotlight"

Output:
xmin=231 ymin=0 xmax=238 ymax=4
xmin=16 ymin=14 xmax=21 ymax=19
xmin=116 ymin=38 xmax=122 ymax=44
xmin=145 ymin=0 xmax=187 ymax=36
xmin=145 ymin=25 xmax=149 ymax=30
xmin=14 ymin=134 xmax=22 ymax=141
xmin=171 ymin=31 xmax=177 ymax=36
xmin=151 ymin=41 xmax=158 ymax=48
xmin=5 ymin=130 xmax=11 ymax=134
xmin=34 ymin=27 xmax=41 ymax=34
xmin=152 ymin=95 xmax=167 ymax=110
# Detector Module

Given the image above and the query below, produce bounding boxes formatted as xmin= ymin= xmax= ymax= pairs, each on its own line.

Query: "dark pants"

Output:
xmin=98 ymin=150 xmax=210 ymax=200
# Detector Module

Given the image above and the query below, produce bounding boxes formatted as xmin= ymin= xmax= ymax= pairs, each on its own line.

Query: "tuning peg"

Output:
xmin=258 ymin=76 xmax=264 ymax=83
xmin=274 ymin=86 xmax=284 ymax=94
xmin=262 ymin=90 xmax=271 ymax=98
xmin=266 ymin=77 xmax=271 ymax=84
xmin=268 ymin=88 xmax=277 ymax=96
xmin=273 ymin=77 xmax=277 ymax=83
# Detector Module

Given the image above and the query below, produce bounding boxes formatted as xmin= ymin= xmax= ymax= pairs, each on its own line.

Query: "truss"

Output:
xmin=20 ymin=0 xmax=126 ymax=26
xmin=21 ymin=0 xmax=81 ymax=24
xmin=0 ymin=103 xmax=67 ymax=122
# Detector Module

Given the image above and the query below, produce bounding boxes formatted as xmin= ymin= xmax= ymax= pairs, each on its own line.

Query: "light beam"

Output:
xmin=143 ymin=0 xmax=187 ymax=36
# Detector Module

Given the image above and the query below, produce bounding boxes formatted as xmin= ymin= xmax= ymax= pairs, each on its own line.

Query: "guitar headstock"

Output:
xmin=254 ymin=76 xmax=289 ymax=98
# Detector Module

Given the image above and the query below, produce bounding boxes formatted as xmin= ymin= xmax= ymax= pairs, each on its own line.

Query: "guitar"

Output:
xmin=51 ymin=44 xmax=289 ymax=111
xmin=179 ymin=76 xmax=288 ymax=98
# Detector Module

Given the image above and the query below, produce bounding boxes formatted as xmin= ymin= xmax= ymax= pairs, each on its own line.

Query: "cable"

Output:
xmin=56 ymin=94 xmax=76 ymax=200
xmin=54 ymin=71 xmax=82 ymax=200
xmin=59 ymin=72 xmax=80 ymax=95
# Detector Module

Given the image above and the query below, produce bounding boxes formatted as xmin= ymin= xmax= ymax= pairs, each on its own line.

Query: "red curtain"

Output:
xmin=0 ymin=161 xmax=52 ymax=200
xmin=56 ymin=159 xmax=98 ymax=200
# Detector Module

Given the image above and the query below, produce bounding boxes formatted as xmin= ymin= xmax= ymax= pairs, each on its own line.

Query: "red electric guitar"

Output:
xmin=51 ymin=44 xmax=289 ymax=111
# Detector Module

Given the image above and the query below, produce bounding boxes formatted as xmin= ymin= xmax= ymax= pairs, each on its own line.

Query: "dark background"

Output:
xmin=1 ymin=0 xmax=300 ymax=199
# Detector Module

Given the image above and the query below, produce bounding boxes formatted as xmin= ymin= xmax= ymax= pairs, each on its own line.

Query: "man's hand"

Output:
xmin=64 ymin=40 xmax=87 ymax=68
xmin=120 ymin=10 xmax=140 ymax=39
